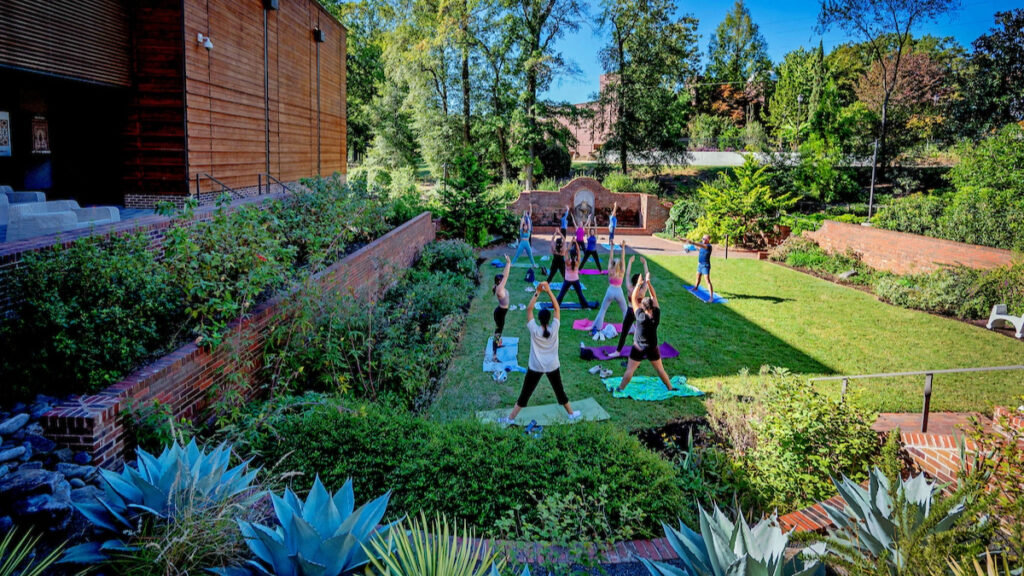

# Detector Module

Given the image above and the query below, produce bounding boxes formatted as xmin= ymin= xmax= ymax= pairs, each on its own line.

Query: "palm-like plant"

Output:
xmin=216 ymin=475 xmax=398 ymax=576
xmin=816 ymin=468 xmax=969 ymax=576
xmin=63 ymin=438 xmax=260 ymax=563
xmin=641 ymin=505 xmax=822 ymax=576
xmin=369 ymin=512 xmax=501 ymax=576
xmin=0 ymin=528 xmax=66 ymax=576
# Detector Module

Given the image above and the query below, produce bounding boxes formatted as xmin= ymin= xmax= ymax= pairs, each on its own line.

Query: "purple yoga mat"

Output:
xmin=572 ymin=319 xmax=623 ymax=332
xmin=579 ymin=269 xmax=608 ymax=275
xmin=585 ymin=342 xmax=680 ymax=361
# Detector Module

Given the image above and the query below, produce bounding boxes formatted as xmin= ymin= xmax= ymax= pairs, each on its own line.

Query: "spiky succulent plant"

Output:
xmin=369 ymin=512 xmax=501 ymax=576
xmin=641 ymin=505 xmax=822 ymax=576
xmin=215 ymin=476 xmax=398 ymax=576
xmin=63 ymin=438 xmax=260 ymax=564
xmin=816 ymin=468 xmax=967 ymax=576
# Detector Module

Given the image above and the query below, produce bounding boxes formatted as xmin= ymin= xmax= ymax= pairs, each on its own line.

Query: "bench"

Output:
xmin=6 ymin=200 xmax=120 ymax=242
xmin=0 ymin=185 xmax=47 ymax=227
xmin=987 ymin=304 xmax=1023 ymax=339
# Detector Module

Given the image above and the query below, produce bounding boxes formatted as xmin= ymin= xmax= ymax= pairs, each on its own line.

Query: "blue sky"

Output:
xmin=541 ymin=0 xmax=1024 ymax=104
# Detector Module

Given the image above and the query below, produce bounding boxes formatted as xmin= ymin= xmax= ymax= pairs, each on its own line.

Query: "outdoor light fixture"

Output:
xmin=197 ymin=32 xmax=214 ymax=50
xmin=313 ymin=28 xmax=327 ymax=43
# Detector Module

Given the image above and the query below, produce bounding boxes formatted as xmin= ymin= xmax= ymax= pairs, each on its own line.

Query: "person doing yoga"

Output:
xmin=546 ymin=231 xmax=568 ymax=283
xmin=511 ymin=218 xmax=537 ymax=268
xmin=573 ymin=212 xmax=586 ymax=245
xmin=615 ymin=273 xmax=676 ymax=392
xmin=591 ymin=240 xmax=628 ymax=333
xmin=607 ymin=255 xmax=647 ymax=358
xmin=556 ymin=241 xmax=590 ymax=309
xmin=492 ymin=255 xmax=511 ymax=354
xmin=521 ymin=206 xmax=534 ymax=247
xmin=498 ymin=282 xmax=581 ymax=425
xmin=559 ymin=205 xmax=570 ymax=238
xmin=579 ymin=217 xmax=602 ymax=271
xmin=686 ymin=235 xmax=715 ymax=302
xmin=608 ymin=202 xmax=618 ymax=243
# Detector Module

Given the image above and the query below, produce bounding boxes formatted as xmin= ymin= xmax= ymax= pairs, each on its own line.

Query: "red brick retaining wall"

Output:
xmin=41 ymin=212 xmax=436 ymax=467
xmin=805 ymin=220 xmax=1016 ymax=275
xmin=510 ymin=177 xmax=672 ymax=234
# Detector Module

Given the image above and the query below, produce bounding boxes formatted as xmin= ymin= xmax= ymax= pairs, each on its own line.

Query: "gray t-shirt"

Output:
xmin=527 ymin=318 xmax=560 ymax=373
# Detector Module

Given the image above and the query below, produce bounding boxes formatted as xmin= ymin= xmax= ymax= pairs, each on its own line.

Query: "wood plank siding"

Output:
xmin=185 ymin=0 xmax=346 ymax=194
xmin=0 ymin=0 xmax=131 ymax=87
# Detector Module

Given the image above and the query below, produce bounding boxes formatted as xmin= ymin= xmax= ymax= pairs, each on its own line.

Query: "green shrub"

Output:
xmin=749 ymin=374 xmax=878 ymax=509
xmin=947 ymin=123 xmax=1024 ymax=197
xmin=874 ymin=193 xmax=946 ymax=237
xmin=536 ymin=177 xmax=561 ymax=191
xmin=769 ymin=237 xmax=876 ymax=285
xmin=664 ymin=197 xmax=705 ymax=239
xmin=247 ymin=402 xmax=685 ymax=539
xmin=695 ymin=157 xmax=798 ymax=249
xmin=873 ymin=262 xmax=1024 ymax=319
xmin=687 ymin=113 xmax=734 ymax=150
xmin=440 ymin=151 xmax=505 ymax=247
xmin=602 ymin=171 xmax=635 ymax=193
xmin=0 ymin=233 xmax=182 ymax=398
xmin=538 ymin=142 xmax=572 ymax=180
xmin=417 ymin=240 xmax=478 ymax=279
xmin=939 ymin=186 xmax=1024 ymax=251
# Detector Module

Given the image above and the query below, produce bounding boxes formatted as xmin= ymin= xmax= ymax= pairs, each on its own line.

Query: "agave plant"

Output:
xmin=946 ymin=551 xmax=1021 ymax=576
xmin=816 ymin=468 xmax=967 ymax=576
xmin=1 ymin=528 xmax=67 ymax=576
xmin=63 ymin=438 xmax=260 ymax=564
xmin=641 ymin=505 xmax=822 ymax=576
xmin=215 ymin=475 xmax=399 ymax=576
xmin=369 ymin=512 xmax=501 ymax=576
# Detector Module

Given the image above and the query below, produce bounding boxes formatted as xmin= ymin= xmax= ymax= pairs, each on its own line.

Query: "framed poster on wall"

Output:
xmin=31 ymin=116 xmax=50 ymax=154
xmin=0 ymin=111 xmax=11 ymax=157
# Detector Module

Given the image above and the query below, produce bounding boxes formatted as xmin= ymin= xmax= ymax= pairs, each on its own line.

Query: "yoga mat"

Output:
xmin=585 ymin=342 xmax=679 ymax=361
xmin=685 ymin=285 xmax=728 ymax=304
xmin=492 ymin=259 xmax=538 ymax=269
xmin=477 ymin=397 xmax=611 ymax=425
xmin=534 ymin=281 xmax=586 ymax=291
xmin=536 ymin=301 xmax=598 ymax=310
xmin=602 ymin=376 xmax=704 ymax=401
xmin=601 ymin=243 xmax=614 ymax=251
xmin=579 ymin=269 xmax=608 ymax=275
xmin=572 ymin=318 xmax=623 ymax=332
xmin=483 ymin=337 xmax=523 ymax=373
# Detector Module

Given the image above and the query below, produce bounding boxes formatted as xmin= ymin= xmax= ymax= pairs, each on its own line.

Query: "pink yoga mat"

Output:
xmin=579 ymin=269 xmax=608 ymax=275
xmin=585 ymin=342 xmax=680 ymax=361
xmin=572 ymin=318 xmax=623 ymax=332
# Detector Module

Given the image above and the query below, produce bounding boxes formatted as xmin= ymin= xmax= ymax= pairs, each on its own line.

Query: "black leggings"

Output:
xmin=493 ymin=306 xmax=509 ymax=352
xmin=580 ymin=249 xmax=602 ymax=271
xmin=547 ymin=255 xmax=565 ymax=283
xmin=517 ymin=368 xmax=568 ymax=407
xmin=615 ymin=307 xmax=636 ymax=352
xmin=556 ymin=279 xmax=589 ymax=308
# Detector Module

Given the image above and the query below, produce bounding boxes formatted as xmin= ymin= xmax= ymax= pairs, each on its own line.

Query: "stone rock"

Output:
xmin=0 ymin=446 xmax=26 ymax=463
xmin=72 ymin=452 xmax=92 ymax=465
xmin=28 ymin=403 xmax=52 ymax=420
xmin=0 ymin=465 xmax=7 ymax=478
xmin=54 ymin=448 xmax=74 ymax=463
xmin=0 ymin=469 xmax=71 ymax=514
xmin=13 ymin=493 xmax=73 ymax=532
xmin=24 ymin=434 xmax=56 ymax=454
xmin=69 ymin=478 xmax=86 ymax=489
xmin=0 ymin=414 xmax=29 ymax=436
xmin=70 ymin=485 xmax=103 ymax=504
xmin=19 ymin=444 xmax=32 ymax=462
xmin=838 ymin=269 xmax=859 ymax=280
xmin=57 ymin=463 xmax=96 ymax=481
xmin=18 ymin=461 xmax=43 ymax=471
xmin=0 ymin=516 xmax=11 ymax=534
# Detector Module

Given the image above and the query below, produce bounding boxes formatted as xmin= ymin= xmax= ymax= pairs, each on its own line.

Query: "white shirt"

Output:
xmin=526 ymin=318 xmax=560 ymax=373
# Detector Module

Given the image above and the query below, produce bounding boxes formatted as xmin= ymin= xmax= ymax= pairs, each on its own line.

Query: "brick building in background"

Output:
xmin=0 ymin=0 xmax=346 ymax=208
xmin=555 ymin=74 xmax=616 ymax=160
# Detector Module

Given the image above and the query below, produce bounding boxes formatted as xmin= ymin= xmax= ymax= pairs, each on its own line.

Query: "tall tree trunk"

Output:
xmin=868 ymin=85 xmax=891 ymax=220
xmin=526 ymin=69 xmax=537 ymax=190
xmin=617 ymin=39 xmax=627 ymax=174
xmin=462 ymin=49 xmax=472 ymax=145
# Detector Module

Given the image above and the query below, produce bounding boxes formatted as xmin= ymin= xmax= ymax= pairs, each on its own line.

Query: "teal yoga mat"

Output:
xmin=533 ymin=281 xmax=586 ymax=291
xmin=602 ymin=376 xmax=704 ymax=401
xmin=483 ymin=337 xmax=522 ymax=372
xmin=477 ymin=397 xmax=610 ymax=425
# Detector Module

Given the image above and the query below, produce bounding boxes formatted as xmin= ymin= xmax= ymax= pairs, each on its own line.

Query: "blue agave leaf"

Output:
xmin=296 ymin=553 xmax=329 ymax=576
xmin=94 ymin=488 xmax=136 ymax=529
xmin=748 ymin=515 xmax=787 ymax=564
xmin=316 ymin=531 xmax=360 ymax=576
xmin=239 ymin=520 xmax=276 ymax=568
xmin=641 ymin=557 xmax=690 ymax=576
xmin=333 ymin=478 xmax=355 ymax=519
xmin=284 ymin=486 xmax=304 ymax=517
xmin=339 ymin=491 xmax=391 ymax=540
xmin=136 ymin=448 xmax=164 ymax=485
xmin=271 ymin=492 xmax=297 ymax=534
xmin=664 ymin=521 xmax=713 ymax=576
xmin=100 ymin=468 xmax=143 ymax=506
xmin=303 ymin=476 xmax=341 ymax=538
xmin=248 ymin=521 xmax=294 ymax=575
xmin=285 ymin=512 xmax=324 ymax=561
xmin=700 ymin=506 xmax=735 ymax=576
xmin=73 ymin=496 xmax=123 ymax=534
xmin=59 ymin=541 xmax=113 ymax=565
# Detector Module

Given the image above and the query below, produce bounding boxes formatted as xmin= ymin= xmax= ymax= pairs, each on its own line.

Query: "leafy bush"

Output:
xmin=0 ymin=233 xmax=182 ymax=397
xmin=246 ymin=402 xmax=685 ymax=539
xmin=964 ymin=413 xmax=1024 ymax=563
xmin=695 ymin=157 xmax=798 ymax=249
xmin=687 ymin=113 xmax=735 ymax=150
xmin=748 ymin=373 xmax=878 ymax=509
xmin=417 ymin=240 xmax=478 ymax=279
xmin=602 ymin=171 xmax=635 ymax=193
xmin=939 ymin=186 xmax=1024 ymax=252
xmin=664 ymin=197 xmax=705 ymax=239
xmin=795 ymin=133 xmax=858 ymax=202
xmin=947 ymin=123 xmax=1024 ymax=197
xmin=538 ymin=142 xmax=572 ymax=180
xmin=874 ymin=267 xmax=989 ymax=319
xmin=439 ymin=151 xmax=507 ymax=247
xmin=769 ymin=237 xmax=876 ymax=285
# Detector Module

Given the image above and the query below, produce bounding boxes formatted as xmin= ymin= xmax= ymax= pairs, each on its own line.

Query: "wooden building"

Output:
xmin=0 ymin=0 xmax=346 ymax=208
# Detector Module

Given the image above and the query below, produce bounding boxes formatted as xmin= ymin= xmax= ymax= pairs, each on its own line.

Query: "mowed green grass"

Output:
xmin=428 ymin=255 xmax=1024 ymax=430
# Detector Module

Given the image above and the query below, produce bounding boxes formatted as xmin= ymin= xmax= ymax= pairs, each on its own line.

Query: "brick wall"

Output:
xmin=806 ymin=220 xmax=1016 ymax=275
xmin=41 ymin=212 xmax=436 ymax=467
xmin=0 ymin=192 xmax=291 ymax=318
xmin=510 ymin=177 xmax=672 ymax=234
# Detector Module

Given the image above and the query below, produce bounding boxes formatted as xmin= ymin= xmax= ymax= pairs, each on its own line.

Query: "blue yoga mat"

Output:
xmin=483 ymin=337 xmax=525 ymax=373
xmin=685 ymin=285 xmax=728 ymax=304
xmin=533 ymin=281 xmax=586 ymax=291
xmin=602 ymin=376 xmax=704 ymax=401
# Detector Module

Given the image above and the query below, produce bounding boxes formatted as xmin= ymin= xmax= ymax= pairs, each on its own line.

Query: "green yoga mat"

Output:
xmin=477 ymin=397 xmax=610 ymax=426
xmin=602 ymin=376 xmax=704 ymax=401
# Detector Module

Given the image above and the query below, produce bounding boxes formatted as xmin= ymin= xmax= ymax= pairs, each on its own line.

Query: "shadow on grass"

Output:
xmin=716 ymin=292 xmax=794 ymax=304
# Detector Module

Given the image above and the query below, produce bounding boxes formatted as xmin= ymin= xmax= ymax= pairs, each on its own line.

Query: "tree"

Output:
xmin=950 ymin=9 xmax=1024 ymax=139
xmin=817 ymin=0 xmax=959 ymax=220
xmin=470 ymin=0 xmax=519 ymax=179
xmin=855 ymin=51 xmax=949 ymax=151
xmin=765 ymin=45 xmax=823 ymax=149
xmin=439 ymin=151 xmax=499 ymax=245
xmin=705 ymin=0 xmax=771 ymax=123
xmin=508 ymin=0 xmax=585 ymax=190
xmin=597 ymin=0 xmax=699 ymax=172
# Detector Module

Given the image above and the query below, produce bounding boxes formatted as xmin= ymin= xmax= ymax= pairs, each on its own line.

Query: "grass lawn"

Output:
xmin=429 ymin=254 xmax=1024 ymax=430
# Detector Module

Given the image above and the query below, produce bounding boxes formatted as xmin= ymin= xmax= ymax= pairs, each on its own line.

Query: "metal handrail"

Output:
xmin=195 ymin=173 xmax=243 ymax=200
xmin=810 ymin=365 xmax=1024 ymax=433
xmin=258 ymin=173 xmax=294 ymax=195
